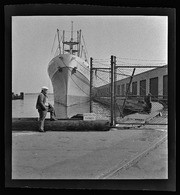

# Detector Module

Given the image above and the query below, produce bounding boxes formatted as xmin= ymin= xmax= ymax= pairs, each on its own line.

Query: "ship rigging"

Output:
xmin=51 ymin=21 xmax=89 ymax=62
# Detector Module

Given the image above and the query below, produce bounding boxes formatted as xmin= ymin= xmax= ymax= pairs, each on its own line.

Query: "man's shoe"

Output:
xmin=39 ymin=129 xmax=45 ymax=132
xmin=50 ymin=118 xmax=57 ymax=121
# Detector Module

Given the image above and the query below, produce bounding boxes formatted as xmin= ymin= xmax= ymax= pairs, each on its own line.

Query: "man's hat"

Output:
xmin=42 ymin=86 xmax=48 ymax=90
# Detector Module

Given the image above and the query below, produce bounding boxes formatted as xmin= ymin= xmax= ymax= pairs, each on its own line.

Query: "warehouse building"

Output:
xmin=94 ymin=65 xmax=168 ymax=101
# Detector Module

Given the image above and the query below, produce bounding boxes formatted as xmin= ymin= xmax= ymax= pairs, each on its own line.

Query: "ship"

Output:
xmin=48 ymin=22 xmax=90 ymax=118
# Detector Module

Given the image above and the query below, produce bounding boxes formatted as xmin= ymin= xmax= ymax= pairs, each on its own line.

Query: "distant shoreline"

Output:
xmin=25 ymin=93 xmax=54 ymax=95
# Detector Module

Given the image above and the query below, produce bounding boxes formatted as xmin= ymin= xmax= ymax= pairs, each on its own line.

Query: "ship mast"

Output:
xmin=78 ymin=29 xmax=81 ymax=57
xmin=70 ymin=21 xmax=73 ymax=54
xmin=57 ymin=29 xmax=61 ymax=54
xmin=62 ymin=22 xmax=80 ymax=56
xmin=71 ymin=21 xmax=73 ymax=42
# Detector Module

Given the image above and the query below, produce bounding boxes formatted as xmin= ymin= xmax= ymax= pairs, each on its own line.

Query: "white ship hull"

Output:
xmin=48 ymin=54 xmax=90 ymax=118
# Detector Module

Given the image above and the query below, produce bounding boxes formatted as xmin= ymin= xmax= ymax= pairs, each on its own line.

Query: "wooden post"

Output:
xmin=90 ymin=57 xmax=93 ymax=113
xmin=113 ymin=56 xmax=117 ymax=125
xmin=110 ymin=55 xmax=114 ymax=126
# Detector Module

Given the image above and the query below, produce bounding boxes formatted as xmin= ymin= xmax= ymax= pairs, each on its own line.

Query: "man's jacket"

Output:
xmin=36 ymin=92 xmax=48 ymax=111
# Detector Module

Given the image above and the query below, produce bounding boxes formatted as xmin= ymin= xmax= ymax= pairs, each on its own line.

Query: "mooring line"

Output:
xmin=96 ymin=134 xmax=167 ymax=179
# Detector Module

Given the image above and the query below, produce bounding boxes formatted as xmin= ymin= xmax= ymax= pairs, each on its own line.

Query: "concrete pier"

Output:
xmin=11 ymin=110 xmax=168 ymax=179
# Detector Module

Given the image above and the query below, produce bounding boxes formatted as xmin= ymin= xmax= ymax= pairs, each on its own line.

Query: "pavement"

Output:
xmin=108 ymin=139 xmax=168 ymax=179
xmin=12 ymin=110 xmax=168 ymax=179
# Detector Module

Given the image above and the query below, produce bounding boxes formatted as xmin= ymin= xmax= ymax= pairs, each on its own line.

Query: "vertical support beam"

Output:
xmin=113 ymin=56 xmax=117 ymax=125
xmin=110 ymin=55 xmax=114 ymax=126
xmin=90 ymin=57 xmax=93 ymax=113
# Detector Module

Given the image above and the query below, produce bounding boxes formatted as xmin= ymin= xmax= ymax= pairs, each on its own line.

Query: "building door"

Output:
xmin=163 ymin=75 xmax=168 ymax=99
xmin=150 ymin=77 xmax=158 ymax=99
xmin=132 ymin=81 xmax=137 ymax=96
xmin=140 ymin=80 xmax=146 ymax=97
xmin=121 ymin=84 xmax=125 ymax=96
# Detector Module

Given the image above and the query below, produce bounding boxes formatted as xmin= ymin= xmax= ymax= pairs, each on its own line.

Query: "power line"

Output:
xmin=117 ymin=59 xmax=165 ymax=65
xmin=74 ymin=59 xmax=90 ymax=72
xmin=96 ymin=69 xmax=130 ymax=77
xmin=96 ymin=69 xmax=110 ymax=73
xmin=82 ymin=34 xmax=89 ymax=59
xmin=93 ymin=61 xmax=110 ymax=66
xmin=93 ymin=59 xmax=110 ymax=62
xmin=54 ymin=47 xmax=59 ymax=57
xmin=116 ymin=56 xmax=166 ymax=62
xmin=116 ymin=63 xmax=165 ymax=66
xmin=51 ymin=33 xmax=57 ymax=54
xmin=94 ymin=72 xmax=110 ymax=85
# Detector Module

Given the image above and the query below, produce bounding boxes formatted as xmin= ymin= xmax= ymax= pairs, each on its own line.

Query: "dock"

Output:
xmin=11 ymin=107 xmax=168 ymax=179
xmin=12 ymin=113 xmax=167 ymax=179
xmin=12 ymin=92 xmax=24 ymax=100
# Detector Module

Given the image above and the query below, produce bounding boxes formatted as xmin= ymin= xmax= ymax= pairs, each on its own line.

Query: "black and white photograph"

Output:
xmin=5 ymin=4 xmax=176 ymax=191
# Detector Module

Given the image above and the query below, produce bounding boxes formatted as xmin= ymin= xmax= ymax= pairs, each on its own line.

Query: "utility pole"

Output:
xmin=110 ymin=55 xmax=115 ymax=126
xmin=113 ymin=56 xmax=117 ymax=124
xmin=90 ymin=57 xmax=93 ymax=113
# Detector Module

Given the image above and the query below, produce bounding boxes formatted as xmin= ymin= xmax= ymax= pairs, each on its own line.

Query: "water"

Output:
xmin=12 ymin=93 xmax=111 ymax=120
xmin=12 ymin=93 xmax=54 ymax=118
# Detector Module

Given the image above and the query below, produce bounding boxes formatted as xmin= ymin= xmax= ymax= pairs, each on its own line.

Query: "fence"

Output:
xmin=90 ymin=55 xmax=168 ymax=127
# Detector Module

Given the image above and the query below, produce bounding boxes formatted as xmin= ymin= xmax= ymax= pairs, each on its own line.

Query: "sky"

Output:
xmin=12 ymin=16 xmax=167 ymax=93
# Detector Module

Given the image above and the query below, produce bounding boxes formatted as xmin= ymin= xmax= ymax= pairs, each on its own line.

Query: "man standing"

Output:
xmin=143 ymin=93 xmax=152 ymax=114
xmin=36 ymin=86 xmax=57 ymax=132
